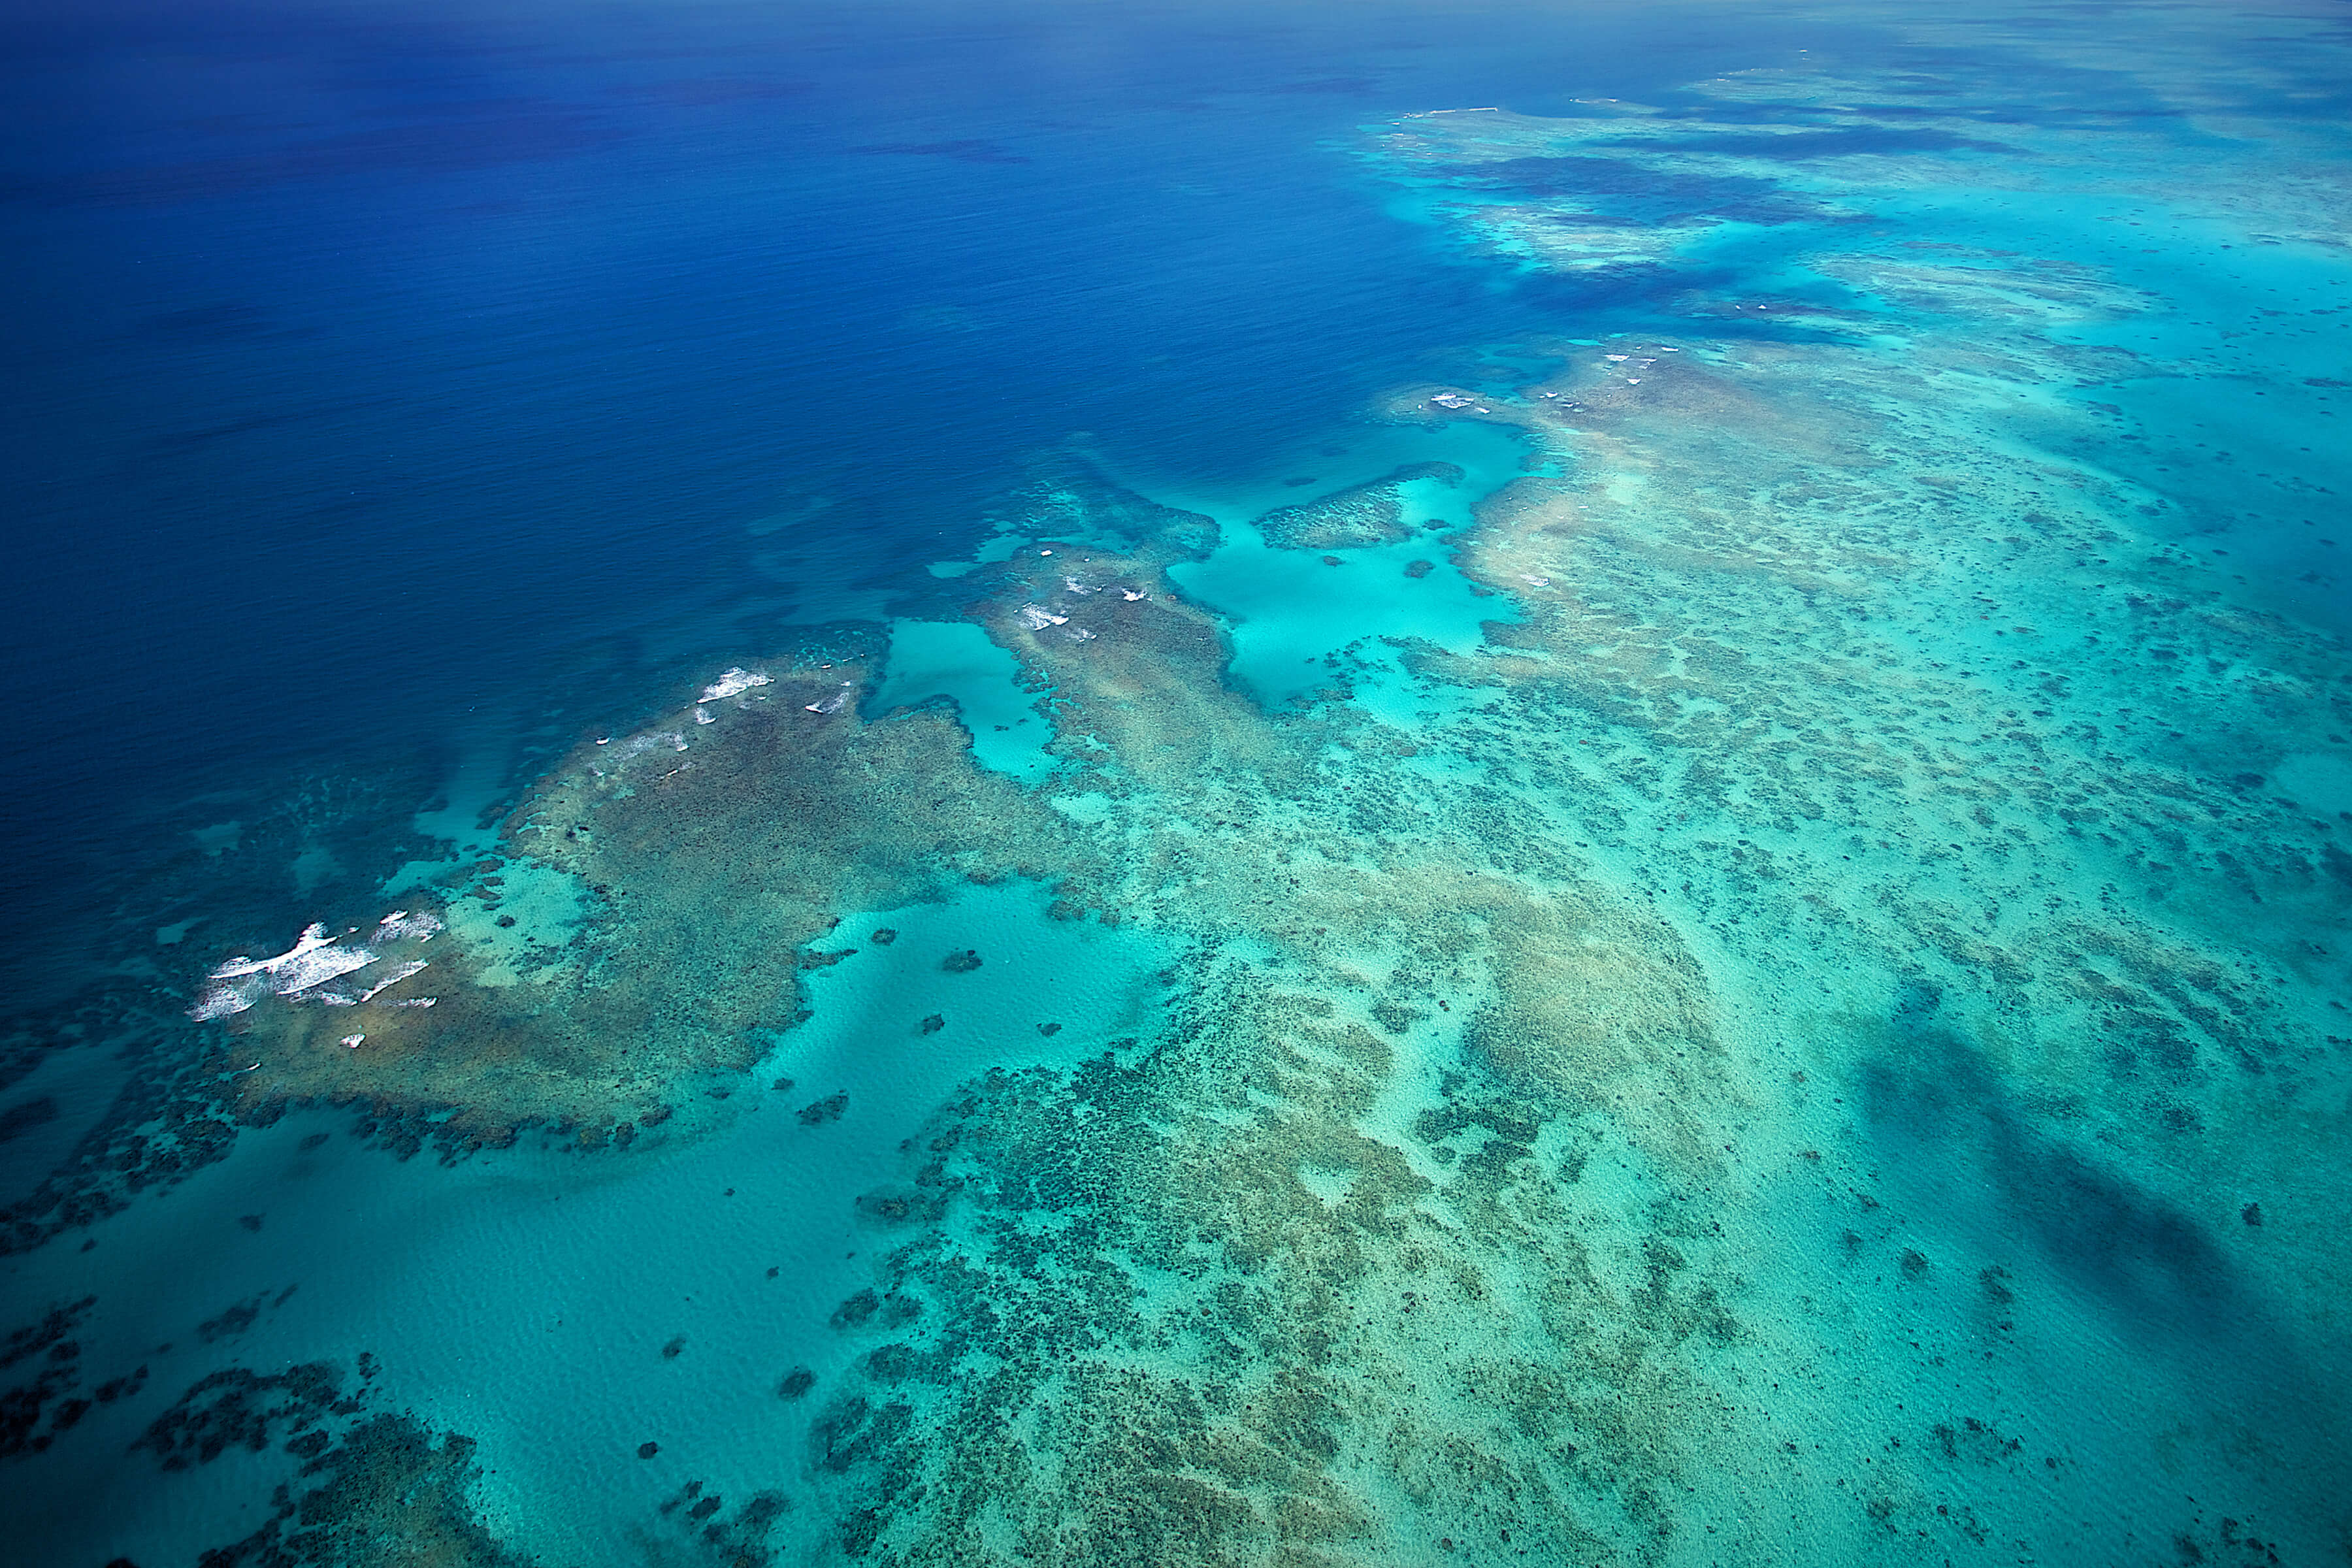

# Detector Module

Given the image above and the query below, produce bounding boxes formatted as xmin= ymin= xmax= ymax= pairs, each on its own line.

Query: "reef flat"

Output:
xmin=191 ymin=653 xmax=1087 ymax=1149
xmin=5 ymin=6 xmax=2349 ymax=1567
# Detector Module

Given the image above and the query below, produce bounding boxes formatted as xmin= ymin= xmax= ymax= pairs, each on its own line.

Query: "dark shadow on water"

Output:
xmin=1507 ymin=265 xmax=1866 ymax=347
xmin=1456 ymin=154 xmax=1827 ymax=227
xmin=1857 ymin=984 xmax=2352 ymax=1528
xmin=12 ymin=107 xmax=625 ymax=207
xmin=1860 ymin=983 xmax=2241 ymax=1342
xmin=1596 ymin=126 xmax=2017 ymax=159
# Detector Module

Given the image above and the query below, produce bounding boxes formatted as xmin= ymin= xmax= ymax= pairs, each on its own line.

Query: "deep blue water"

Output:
xmin=1 ymin=0 xmax=1799 ymax=975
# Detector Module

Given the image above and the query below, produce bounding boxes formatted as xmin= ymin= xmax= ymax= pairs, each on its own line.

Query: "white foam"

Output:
xmin=193 ymin=922 xmax=385 ymax=1020
xmin=206 ymin=923 xmax=340 ymax=981
xmin=358 ymin=960 xmax=430 ymax=1002
xmin=377 ymin=911 xmax=443 ymax=944
xmin=612 ymin=731 xmax=689 ymax=763
xmin=271 ymin=945 xmax=375 ymax=997
xmin=191 ymin=912 xmax=444 ymax=1021
xmin=699 ymin=667 xmax=772 ymax=702
xmin=188 ymin=987 xmax=255 ymax=1022
xmin=1019 ymin=604 xmax=1070 ymax=630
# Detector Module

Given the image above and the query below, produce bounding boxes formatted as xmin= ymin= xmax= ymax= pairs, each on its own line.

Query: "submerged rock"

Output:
xmin=796 ymin=1092 xmax=849 ymax=1126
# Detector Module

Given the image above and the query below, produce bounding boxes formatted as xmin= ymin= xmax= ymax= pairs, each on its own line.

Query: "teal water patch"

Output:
xmin=1171 ymin=526 xmax=1506 ymax=711
xmin=869 ymin=619 xmax=1057 ymax=783
xmin=382 ymin=726 xmax=523 ymax=896
xmin=1046 ymin=789 xmax=1116 ymax=826
xmin=1130 ymin=416 xmax=1529 ymax=531
xmin=373 ymin=730 xmax=596 ymax=983
xmin=2272 ymin=749 xmax=2352 ymax=816
xmin=1155 ymin=419 xmax=1530 ymax=710
xmin=437 ymin=855 xmax=591 ymax=987
xmin=775 ymin=875 xmax=1168 ymax=1111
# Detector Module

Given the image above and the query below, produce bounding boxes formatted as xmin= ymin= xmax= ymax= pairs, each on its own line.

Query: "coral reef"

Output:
xmin=25 ymin=16 xmax=2351 ymax=1567
xmin=653 ymin=61 xmax=2352 ymax=1566
xmin=189 ymin=649 xmax=1085 ymax=1143
xmin=1 ymin=1294 xmax=97 ymax=1460
xmin=190 ymin=1412 xmax=525 ymax=1568
xmin=71 ymin=1353 xmax=534 ymax=1568
xmin=773 ymin=966 xmax=1742 ymax=1566
xmin=1254 ymin=464 xmax=1461 ymax=551
xmin=135 ymin=1360 xmax=364 ymax=1471
xmin=0 ymin=975 xmax=251 ymax=1254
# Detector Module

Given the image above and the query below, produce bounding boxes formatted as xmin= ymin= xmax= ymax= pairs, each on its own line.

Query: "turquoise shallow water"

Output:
xmin=872 ymin=621 xmax=1060 ymax=783
xmin=1160 ymin=419 xmax=1531 ymax=709
xmin=3 ymin=3 xmax=2350 ymax=1566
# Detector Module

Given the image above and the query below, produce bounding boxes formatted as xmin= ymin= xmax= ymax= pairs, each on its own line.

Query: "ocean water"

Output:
xmin=3 ymin=1 xmax=2349 ymax=1564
